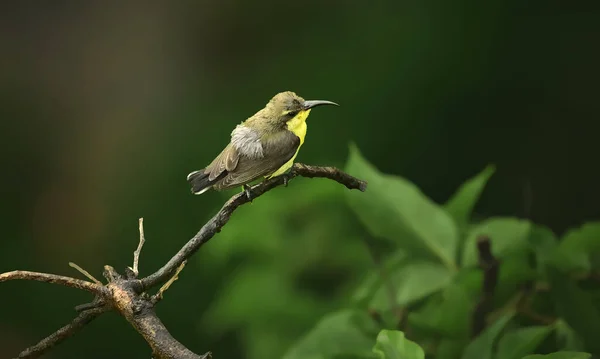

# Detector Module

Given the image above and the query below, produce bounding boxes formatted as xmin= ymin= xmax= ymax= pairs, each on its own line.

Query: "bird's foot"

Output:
xmin=243 ymin=184 xmax=254 ymax=202
xmin=281 ymin=172 xmax=294 ymax=187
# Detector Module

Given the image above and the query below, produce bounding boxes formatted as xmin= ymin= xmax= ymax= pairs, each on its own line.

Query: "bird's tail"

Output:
xmin=186 ymin=170 xmax=214 ymax=195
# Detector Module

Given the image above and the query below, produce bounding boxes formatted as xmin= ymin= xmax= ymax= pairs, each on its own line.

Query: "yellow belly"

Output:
xmin=267 ymin=109 xmax=309 ymax=178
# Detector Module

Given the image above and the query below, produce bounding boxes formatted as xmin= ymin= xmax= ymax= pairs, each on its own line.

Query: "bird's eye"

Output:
xmin=286 ymin=111 xmax=299 ymax=117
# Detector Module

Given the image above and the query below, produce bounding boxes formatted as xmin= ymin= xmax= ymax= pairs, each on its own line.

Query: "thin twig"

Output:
xmin=69 ymin=262 xmax=102 ymax=285
xmin=152 ymin=261 xmax=187 ymax=304
xmin=130 ymin=217 xmax=146 ymax=277
xmin=471 ymin=235 xmax=499 ymax=337
xmin=0 ymin=270 xmax=106 ymax=296
xmin=17 ymin=306 xmax=109 ymax=359
xmin=141 ymin=163 xmax=367 ymax=290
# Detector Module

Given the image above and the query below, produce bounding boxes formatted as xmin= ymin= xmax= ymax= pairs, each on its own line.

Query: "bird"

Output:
xmin=186 ymin=91 xmax=338 ymax=198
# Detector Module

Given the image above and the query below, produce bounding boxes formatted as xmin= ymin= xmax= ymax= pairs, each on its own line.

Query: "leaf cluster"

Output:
xmin=281 ymin=145 xmax=600 ymax=359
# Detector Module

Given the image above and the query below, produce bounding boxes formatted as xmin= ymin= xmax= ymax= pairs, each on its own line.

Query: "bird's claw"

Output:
xmin=243 ymin=184 xmax=254 ymax=202
xmin=282 ymin=172 xmax=293 ymax=187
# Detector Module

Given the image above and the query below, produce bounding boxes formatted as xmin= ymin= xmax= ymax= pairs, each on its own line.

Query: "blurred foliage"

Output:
xmin=278 ymin=147 xmax=600 ymax=359
xmin=196 ymin=179 xmax=372 ymax=358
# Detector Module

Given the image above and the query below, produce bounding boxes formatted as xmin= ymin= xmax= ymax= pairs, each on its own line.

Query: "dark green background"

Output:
xmin=1 ymin=1 xmax=598 ymax=358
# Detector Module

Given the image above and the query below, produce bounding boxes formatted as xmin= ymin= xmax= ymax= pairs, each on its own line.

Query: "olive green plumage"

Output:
xmin=187 ymin=91 xmax=338 ymax=195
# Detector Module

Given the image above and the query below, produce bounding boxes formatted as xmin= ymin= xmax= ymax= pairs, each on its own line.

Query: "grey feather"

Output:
xmin=231 ymin=125 xmax=264 ymax=159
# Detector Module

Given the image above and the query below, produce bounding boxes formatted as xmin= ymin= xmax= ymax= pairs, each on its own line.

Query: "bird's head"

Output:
xmin=259 ymin=91 xmax=338 ymax=130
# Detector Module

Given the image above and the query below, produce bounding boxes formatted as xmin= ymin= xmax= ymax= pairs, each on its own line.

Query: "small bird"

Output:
xmin=187 ymin=91 xmax=338 ymax=197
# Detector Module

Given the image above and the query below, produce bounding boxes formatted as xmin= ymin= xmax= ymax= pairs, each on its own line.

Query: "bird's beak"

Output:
xmin=302 ymin=100 xmax=339 ymax=110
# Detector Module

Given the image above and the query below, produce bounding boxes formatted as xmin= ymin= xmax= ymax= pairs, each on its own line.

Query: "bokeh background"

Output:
xmin=1 ymin=1 xmax=599 ymax=358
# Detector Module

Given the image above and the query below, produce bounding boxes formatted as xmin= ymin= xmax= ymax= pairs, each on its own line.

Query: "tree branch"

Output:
xmin=105 ymin=271 xmax=210 ymax=359
xmin=0 ymin=270 xmax=107 ymax=296
xmin=1 ymin=164 xmax=366 ymax=358
xmin=291 ymin=163 xmax=368 ymax=191
xmin=17 ymin=306 xmax=109 ymax=359
xmin=141 ymin=163 xmax=367 ymax=289
xmin=471 ymin=235 xmax=500 ymax=337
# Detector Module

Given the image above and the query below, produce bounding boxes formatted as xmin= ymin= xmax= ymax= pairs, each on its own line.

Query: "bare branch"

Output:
xmin=17 ymin=306 xmax=109 ymax=359
xmin=107 ymin=279 xmax=210 ymax=359
xmin=141 ymin=163 xmax=367 ymax=289
xmin=0 ymin=270 xmax=106 ymax=296
xmin=69 ymin=262 xmax=102 ymax=285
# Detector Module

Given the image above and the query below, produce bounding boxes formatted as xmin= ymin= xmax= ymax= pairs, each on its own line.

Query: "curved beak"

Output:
xmin=302 ymin=100 xmax=339 ymax=110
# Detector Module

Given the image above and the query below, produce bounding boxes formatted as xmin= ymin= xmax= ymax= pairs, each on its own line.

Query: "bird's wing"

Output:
xmin=205 ymin=124 xmax=261 ymax=181
xmin=215 ymin=130 xmax=300 ymax=189
xmin=206 ymin=144 xmax=240 ymax=181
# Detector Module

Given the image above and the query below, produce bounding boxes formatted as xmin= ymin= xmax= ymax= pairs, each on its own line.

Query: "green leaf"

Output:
xmin=444 ymin=165 xmax=495 ymax=228
xmin=461 ymin=217 xmax=531 ymax=267
xmin=495 ymin=325 xmax=555 ymax=359
xmin=372 ymin=330 xmax=425 ymax=359
xmin=345 ymin=144 xmax=458 ymax=269
xmin=369 ymin=260 xmax=454 ymax=311
xmin=283 ymin=310 xmax=377 ymax=359
xmin=461 ymin=313 xmax=514 ymax=359
xmin=522 ymin=352 xmax=591 ymax=359
xmin=552 ymin=222 xmax=600 ymax=274
xmin=353 ymin=271 xmax=384 ymax=307
xmin=547 ymin=267 xmax=600 ymax=355
xmin=527 ymin=225 xmax=558 ymax=259
xmin=409 ymin=282 xmax=473 ymax=339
